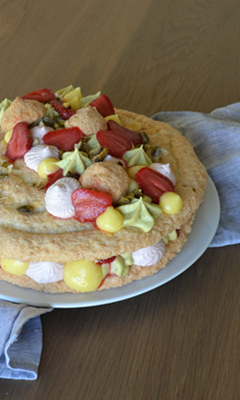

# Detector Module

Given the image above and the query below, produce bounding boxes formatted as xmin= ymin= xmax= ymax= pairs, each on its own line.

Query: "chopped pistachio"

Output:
xmin=17 ymin=205 xmax=34 ymax=215
xmin=94 ymin=148 xmax=108 ymax=163
xmin=139 ymin=130 xmax=149 ymax=144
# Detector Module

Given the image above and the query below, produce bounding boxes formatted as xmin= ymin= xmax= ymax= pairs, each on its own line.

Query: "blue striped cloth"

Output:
xmin=152 ymin=102 xmax=240 ymax=247
xmin=0 ymin=300 xmax=52 ymax=380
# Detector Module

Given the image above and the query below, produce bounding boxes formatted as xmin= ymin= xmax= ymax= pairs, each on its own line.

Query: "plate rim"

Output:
xmin=0 ymin=175 xmax=220 ymax=308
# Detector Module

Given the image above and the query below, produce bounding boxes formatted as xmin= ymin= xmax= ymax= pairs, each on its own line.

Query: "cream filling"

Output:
xmin=26 ymin=261 xmax=64 ymax=284
xmin=22 ymin=241 xmax=166 ymax=284
xmin=132 ymin=240 xmax=165 ymax=267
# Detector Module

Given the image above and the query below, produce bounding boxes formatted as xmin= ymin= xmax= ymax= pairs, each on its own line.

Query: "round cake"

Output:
xmin=0 ymin=85 xmax=207 ymax=293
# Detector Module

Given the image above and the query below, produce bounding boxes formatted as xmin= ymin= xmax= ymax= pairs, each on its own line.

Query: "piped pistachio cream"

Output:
xmin=123 ymin=145 xmax=152 ymax=167
xmin=55 ymin=146 xmax=92 ymax=176
xmin=0 ymin=98 xmax=12 ymax=122
xmin=117 ymin=196 xmax=162 ymax=232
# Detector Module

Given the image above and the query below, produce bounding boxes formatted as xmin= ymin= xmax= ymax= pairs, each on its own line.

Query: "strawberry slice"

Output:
xmin=72 ymin=189 xmax=112 ymax=222
xmin=89 ymin=94 xmax=115 ymax=117
xmin=22 ymin=88 xmax=55 ymax=103
xmin=108 ymin=120 xmax=143 ymax=146
xmin=96 ymin=130 xmax=132 ymax=158
xmin=43 ymin=127 xmax=84 ymax=152
xmin=45 ymin=168 xmax=63 ymax=190
xmin=97 ymin=256 xmax=117 ymax=265
xmin=50 ymin=100 xmax=76 ymax=120
xmin=136 ymin=167 xmax=174 ymax=203
xmin=6 ymin=122 xmax=32 ymax=159
xmin=72 ymin=189 xmax=112 ymax=223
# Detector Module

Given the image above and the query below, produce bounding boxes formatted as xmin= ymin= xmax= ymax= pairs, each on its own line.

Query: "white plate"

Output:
xmin=0 ymin=175 xmax=220 ymax=308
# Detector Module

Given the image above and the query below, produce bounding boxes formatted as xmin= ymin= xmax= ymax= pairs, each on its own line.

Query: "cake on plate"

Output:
xmin=0 ymin=85 xmax=207 ymax=293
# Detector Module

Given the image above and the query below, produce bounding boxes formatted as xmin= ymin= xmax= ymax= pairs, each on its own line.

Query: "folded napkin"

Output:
xmin=152 ymin=102 xmax=240 ymax=247
xmin=0 ymin=300 xmax=52 ymax=380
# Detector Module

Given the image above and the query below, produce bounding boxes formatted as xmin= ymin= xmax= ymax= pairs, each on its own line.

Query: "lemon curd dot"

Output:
xmin=128 ymin=165 xmax=145 ymax=179
xmin=37 ymin=157 xmax=60 ymax=179
xmin=96 ymin=206 xmax=124 ymax=232
xmin=4 ymin=129 xmax=13 ymax=143
xmin=160 ymin=192 xmax=183 ymax=214
xmin=104 ymin=114 xmax=122 ymax=125
xmin=1 ymin=258 xmax=29 ymax=275
xmin=63 ymin=260 xmax=103 ymax=292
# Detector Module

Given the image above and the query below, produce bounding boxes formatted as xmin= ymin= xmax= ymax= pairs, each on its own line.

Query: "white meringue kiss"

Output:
xmin=24 ymin=144 xmax=59 ymax=172
xmin=45 ymin=177 xmax=81 ymax=219
xmin=150 ymin=163 xmax=176 ymax=186
xmin=29 ymin=125 xmax=53 ymax=144
xmin=132 ymin=240 xmax=165 ymax=267
xmin=26 ymin=261 xmax=64 ymax=284
xmin=103 ymin=154 xmax=127 ymax=167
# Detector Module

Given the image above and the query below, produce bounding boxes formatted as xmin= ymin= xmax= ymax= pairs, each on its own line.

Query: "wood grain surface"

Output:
xmin=0 ymin=0 xmax=240 ymax=399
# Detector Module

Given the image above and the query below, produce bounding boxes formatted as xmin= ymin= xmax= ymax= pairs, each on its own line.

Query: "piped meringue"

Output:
xmin=132 ymin=240 xmax=165 ymax=267
xmin=26 ymin=261 xmax=64 ymax=284
xmin=24 ymin=144 xmax=59 ymax=172
xmin=45 ymin=177 xmax=81 ymax=219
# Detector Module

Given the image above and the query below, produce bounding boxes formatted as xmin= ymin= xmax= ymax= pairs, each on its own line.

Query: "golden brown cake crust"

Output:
xmin=0 ymin=107 xmax=207 ymax=293
xmin=0 ymin=214 xmax=194 ymax=293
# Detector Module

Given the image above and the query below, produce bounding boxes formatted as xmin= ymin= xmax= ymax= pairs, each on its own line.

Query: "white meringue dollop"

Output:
xmin=132 ymin=240 xmax=165 ymax=267
xmin=24 ymin=144 xmax=59 ymax=172
xmin=26 ymin=261 xmax=64 ymax=284
xmin=45 ymin=177 xmax=81 ymax=219
xmin=150 ymin=163 xmax=176 ymax=186
xmin=103 ymin=155 xmax=126 ymax=166
xmin=29 ymin=125 xmax=53 ymax=144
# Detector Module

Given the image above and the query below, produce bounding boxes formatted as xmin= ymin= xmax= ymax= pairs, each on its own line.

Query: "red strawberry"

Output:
xmin=22 ymin=88 xmax=55 ymax=103
xmin=45 ymin=168 xmax=63 ymax=190
xmin=96 ymin=130 xmax=132 ymax=158
xmin=97 ymin=256 xmax=117 ymax=265
xmin=135 ymin=167 xmax=174 ymax=203
xmin=6 ymin=122 xmax=32 ymax=159
xmin=50 ymin=100 xmax=76 ymax=120
xmin=43 ymin=127 xmax=84 ymax=152
xmin=89 ymin=94 xmax=115 ymax=117
xmin=72 ymin=189 xmax=112 ymax=222
xmin=108 ymin=120 xmax=143 ymax=146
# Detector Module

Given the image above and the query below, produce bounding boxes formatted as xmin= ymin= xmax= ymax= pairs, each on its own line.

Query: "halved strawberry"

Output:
xmin=45 ymin=168 xmax=63 ymax=190
xmin=42 ymin=127 xmax=84 ymax=152
xmin=6 ymin=122 xmax=32 ymax=159
xmin=22 ymin=88 xmax=55 ymax=103
xmin=135 ymin=167 xmax=174 ymax=203
xmin=108 ymin=120 xmax=143 ymax=146
xmin=96 ymin=130 xmax=132 ymax=158
xmin=72 ymin=189 xmax=112 ymax=223
xmin=89 ymin=94 xmax=115 ymax=117
xmin=50 ymin=100 xmax=76 ymax=120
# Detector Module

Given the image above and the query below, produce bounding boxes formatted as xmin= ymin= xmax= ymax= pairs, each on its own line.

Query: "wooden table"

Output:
xmin=0 ymin=0 xmax=240 ymax=398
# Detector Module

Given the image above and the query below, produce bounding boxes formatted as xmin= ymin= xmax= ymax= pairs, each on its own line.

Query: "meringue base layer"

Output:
xmin=0 ymin=215 xmax=194 ymax=293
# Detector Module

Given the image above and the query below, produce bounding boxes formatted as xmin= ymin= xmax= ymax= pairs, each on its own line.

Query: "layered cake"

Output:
xmin=0 ymin=85 xmax=207 ymax=293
